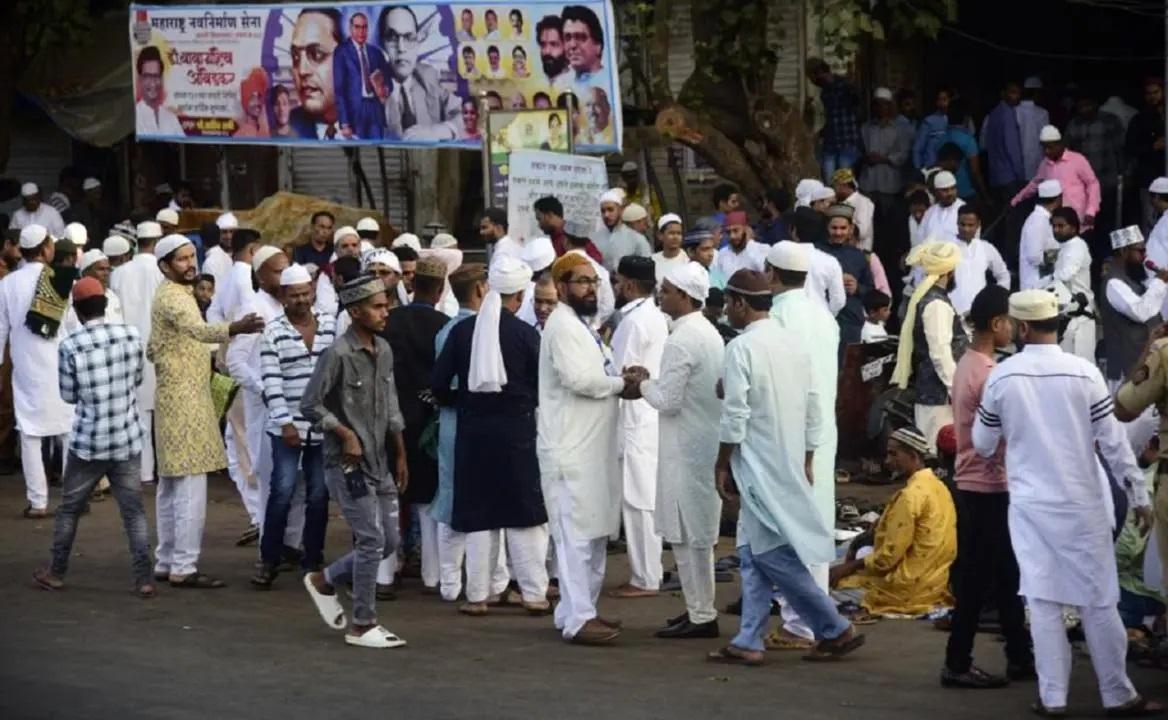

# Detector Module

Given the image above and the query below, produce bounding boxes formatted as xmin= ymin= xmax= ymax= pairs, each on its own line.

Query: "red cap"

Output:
xmin=71 ymin=277 xmax=104 ymax=303
xmin=936 ymin=424 xmax=957 ymax=456
xmin=723 ymin=211 xmax=748 ymax=228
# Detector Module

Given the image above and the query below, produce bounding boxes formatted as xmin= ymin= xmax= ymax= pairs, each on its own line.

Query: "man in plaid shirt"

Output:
xmin=33 ymin=277 xmax=152 ymax=597
xmin=807 ymin=58 xmax=861 ymax=183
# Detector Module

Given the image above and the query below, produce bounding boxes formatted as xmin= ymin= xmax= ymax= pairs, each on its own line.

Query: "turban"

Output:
xmin=156 ymin=208 xmax=180 ymax=226
xmin=392 ymin=233 xmax=422 ymax=252
xmin=766 ymin=240 xmax=809 ymax=272
xmin=663 ymin=261 xmax=710 ymax=303
xmin=891 ymin=241 xmax=962 ymax=389
xmin=831 ymin=168 xmax=856 ymax=186
xmin=363 ymin=248 xmax=402 ymax=274
xmin=156 ymin=233 xmax=192 ymax=261
xmin=621 ymin=203 xmax=648 ymax=223
xmin=725 ymin=269 xmax=771 ymax=296
xmin=521 ymin=236 xmax=556 ymax=273
xmin=19 ymin=225 xmax=47 ymax=250
xmin=251 ymin=245 xmax=284 ymax=273
xmin=657 ymin=213 xmax=682 ymax=231
xmin=599 ymin=188 xmax=624 ymax=206
xmin=617 ymin=255 xmax=655 ymax=283
xmin=71 ymin=277 xmax=104 ymax=303
xmin=280 ymin=263 xmax=313 ymax=286
xmin=1009 ymin=289 xmax=1059 ymax=321
xmin=79 ymin=249 xmax=107 ymax=273
xmin=103 ymin=236 xmax=132 ymax=257
xmin=551 ymin=252 xmax=591 ymax=282
xmin=339 ymin=275 xmax=385 ymax=308
xmin=890 ymin=426 xmax=932 ymax=458
xmin=470 ymin=256 xmax=534 ymax=392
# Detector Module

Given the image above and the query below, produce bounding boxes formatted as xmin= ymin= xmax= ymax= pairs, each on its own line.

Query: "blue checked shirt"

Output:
xmin=261 ymin=310 xmax=337 ymax=442
xmin=819 ymin=76 xmax=861 ymax=152
xmin=58 ymin=320 xmax=144 ymax=461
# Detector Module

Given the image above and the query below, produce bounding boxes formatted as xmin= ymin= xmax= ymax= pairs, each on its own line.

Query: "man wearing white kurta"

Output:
xmin=948 ymin=206 xmax=1010 ymax=317
xmin=1142 ymin=177 xmax=1168 ymax=317
xmin=1050 ymin=207 xmax=1096 ymax=362
xmin=708 ymin=269 xmax=863 ymax=666
xmin=0 ymin=226 xmax=74 ymax=515
xmin=8 ymin=184 xmax=66 ymax=238
xmin=64 ymin=250 xmax=125 ymax=332
xmin=538 ymin=253 xmax=630 ymax=645
xmin=1019 ymin=180 xmax=1062 ymax=290
xmin=632 ymin=262 xmax=724 ymax=638
xmin=110 ymin=223 xmax=165 ymax=485
xmin=973 ymin=289 xmax=1160 ymax=717
xmin=201 ymin=212 xmax=238 ymax=289
xmin=918 ymin=172 xmax=965 ymax=245
xmin=608 ymin=256 xmax=669 ymax=597
xmin=564 ymin=247 xmax=615 ymax=330
xmin=764 ymin=242 xmax=840 ymax=648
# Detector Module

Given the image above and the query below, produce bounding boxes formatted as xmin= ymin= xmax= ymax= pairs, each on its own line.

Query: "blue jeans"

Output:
xmin=820 ymin=145 xmax=860 ymax=183
xmin=1118 ymin=588 xmax=1166 ymax=630
xmin=732 ymin=543 xmax=851 ymax=652
xmin=261 ymin=438 xmax=329 ymax=569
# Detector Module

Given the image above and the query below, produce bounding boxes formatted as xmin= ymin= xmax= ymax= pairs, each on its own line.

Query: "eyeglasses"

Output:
xmin=566 ymin=277 xmax=600 ymax=288
xmin=385 ymin=31 xmax=419 ymax=47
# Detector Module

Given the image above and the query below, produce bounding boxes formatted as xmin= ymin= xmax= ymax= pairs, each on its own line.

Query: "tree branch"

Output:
xmin=656 ymin=103 xmax=766 ymax=202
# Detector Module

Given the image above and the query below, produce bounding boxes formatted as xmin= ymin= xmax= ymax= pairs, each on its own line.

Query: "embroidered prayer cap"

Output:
xmin=1009 ymin=289 xmax=1059 ymax=321
xmin=657 ymin=213 xmax=682 ymax=231
xmin=521 ymin=236 xmax=556 ymax=273
xmin=19 ymin=224 xmax=48 ymax=249
xmin=488 ymin=255 xmax=533 ymax=294
xmin=82 ymin=177 xmax=101 ymax=191
xmin=280 ymin=263 xmax=313 ymax=286
xmin=103 ymin=236 xmax=132 ymax=257
xmin=683 ymin=228 xmax=714 ymax=247
xmin=825 ymin=203 xmax=855 ymax=221
xmin=1038 ymin=124 xmax=1062 ymax=143
xmin=332 ymin=226 xmax=359 ymax=244
xmin=1151 ymin=177 xmax=1168 ymax=195
xmin=617 ymin=255 xmax=655 ymax=283
xmin=766 ymin=240 xmax=810 ymax=272
xmin=216 ymin=212 xmax=239 ymax=230
xmin=363 ymin=248 xmax=402 ymax=274
xmin=356 ymin=217 xmax=380 ymax=233
xmin=621 ymin=203 xmax=648 ymax=223
xmin=663 ymin=261 xmax=710 ymax=303
xmin=79 ymin=249 xmax=107 ymax=273
xmin=136 ymin=221 xmax=163 ymax=240
xmin=155 ymin=233 xmax=192 ymax=260
xmin=251 ymin=245 xmax=284 ymax=273
xmin=156 ymin=208 xmax=180 ymax=226
xmin=71 ymin=277 xmax=104 ymax=303
xmin=932 ymin=171 xmax=957 ymax=190
xmin=1110 ymin=225 xmax=1144 ymax=251
xmin=339 ymin=275 xmax=386 ymax=308
xmin=20 ymin=182 xmax=38 ymax=197
xmin=391 ymin=232 xmax=422 ymax=252
xmin=551 ymin=252 xmax=592 ymax=282
xmin=831 ymin=168 xmax=856 ymax=186
xmin=431 ymin=233 xmax=458 ymax=249
xmin=724 ymin=269 xmax=771 ymax=296
xmin=723 ymin=210 xmax=749 ymax=228
xmin=416 ymin=257 xmax=448 ymax=279
xmin=64 ymin=222 xmax=88 ymax=246
xmin=889 ymin=426 xmax=931 ymax=457
xmin=1037 ymin=179 xmax=1062 ymax=199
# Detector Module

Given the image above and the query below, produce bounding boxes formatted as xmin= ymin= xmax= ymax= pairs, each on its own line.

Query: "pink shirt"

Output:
xmin=952 ymin=348 xmax=1007 ymax=493
xmin=1011 ymin=149 xmax=1101 ymax=228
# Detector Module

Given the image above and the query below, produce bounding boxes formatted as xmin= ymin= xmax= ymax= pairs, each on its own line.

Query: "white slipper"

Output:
xmin=303 ymin=574 xmax=347 ymax=630
xmin=344 ymin=625 xmax=407 ymax=649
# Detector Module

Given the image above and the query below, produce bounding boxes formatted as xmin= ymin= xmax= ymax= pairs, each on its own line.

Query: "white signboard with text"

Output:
xmin=505 ymin=150 xmax=607 ymax=242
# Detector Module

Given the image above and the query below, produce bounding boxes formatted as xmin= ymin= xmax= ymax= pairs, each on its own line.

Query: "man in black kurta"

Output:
xmin=431 ymin=256 xmax=550 ymax=615
xmin=382 ymin=259 xmax=449 ymax=591
xmin=818 ymin=203 xmax=875 ymax=347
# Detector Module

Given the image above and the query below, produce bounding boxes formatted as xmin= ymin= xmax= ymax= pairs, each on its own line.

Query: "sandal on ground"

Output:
xmin=169 ymin=573 xmax=226 ymax=589
xmin=802 ymin=628 xmax=866 ymax=662
xmin=33 ymin=568 xmax=64 ymax=591
xmin=1106 ymin=696 xmax=1164 ymax=718
xmin=706 ymin=645 xmax=764 ymax=667
xmin=1031 ymin=700 xmax=1068 ymax=717
xmin=303 ymin=574 xmax=347 ymax=630
xmin=765 ymin=629 xmax=814 ymax=651
xmin=607 ymin=583 xmax=659 ymax=599
xmin=459 ymin=601 xmax=489 ymax=617
xmin=22 ymin=506 xmax=51 ymax=519
xmin=135 ymin=583 xmax=156 ymax=599
xmin=344 ymin=625 xmax=407 ymax=649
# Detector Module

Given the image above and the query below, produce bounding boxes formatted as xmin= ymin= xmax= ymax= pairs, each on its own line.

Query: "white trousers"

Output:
xmin=154 ymin=473 xmax=208 ymax=577
xmin=20 ymin=433 xmax=66 ymax=510
xmin=375 ymin=555 xmax=402 ymax=585
xmin=914 ymin=403 xmax=954 ymax=454
xmin=1029 ymin=597 xmax=1137 ymax=710
xmin=414 ymin=503 xmax=440 ymax=589
xmin=1060 ymin=316 xmax=1096 ymax=364
xmin=464 ymin=529 xmax=512 ymax=603
xmin=437 ymin=522 xmax=467 ymax=601
xmin=550 ymin=511 xmax=607 ymax=639
xmin=138 ymin=410 xmax=155 ymax=483
xmin=673 ymin=542 xmax=717 ymax=624
xmin=623 ymin=502 xmax=662 ymax=590
xmin=224 ymin=420 xmax=259 ymax=524
xmin=779 ymin=562 xmax=829 ymax=640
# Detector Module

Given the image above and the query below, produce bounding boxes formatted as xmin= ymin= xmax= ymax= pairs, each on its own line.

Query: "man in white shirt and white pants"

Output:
xmin=1019 ymin=180 xmax=1062 ymax=290
xmin=973 ymin=289 xmax=1161 ymax=717
xmin=1050 ymin=207 xmax=1095 ymax=362
xmin=948 ymin=205 xmax=1010 ymax=318
xmin=8 ymin=183 xmax=66 ymax=238
xmin=201 ymin=212 xmax=238 ymax=289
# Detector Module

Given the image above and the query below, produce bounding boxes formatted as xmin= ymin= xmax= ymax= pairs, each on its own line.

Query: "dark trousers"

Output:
xmin=990 ymin=182 xmax=1026 ymax=275
xmin=260 ymin=438 xmax=329 ymax=569
xmin=944 ymin=490 xmax=1032 ymax=673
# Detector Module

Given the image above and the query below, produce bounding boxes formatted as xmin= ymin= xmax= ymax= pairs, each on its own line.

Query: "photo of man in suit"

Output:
xmin=461 ymin=45 xmax=480 ymax=79
xmin=289 ymin=8 xmax=342 ymax=139
xmin=378 ymin=5 xmax=462 ymax=141
xmin=334 ymin=12 xmax=388 ymax=139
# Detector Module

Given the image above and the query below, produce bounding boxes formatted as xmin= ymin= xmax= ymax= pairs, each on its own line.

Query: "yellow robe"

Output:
xmin=148 ymin=280 xmax=230 ymax=477
xmin=838 ymin=468 xmax=957 ymax=615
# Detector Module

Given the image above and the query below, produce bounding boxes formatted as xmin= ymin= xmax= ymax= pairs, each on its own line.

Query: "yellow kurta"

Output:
xmin=148 ymin=280 xmax=231 ymax=477
xmin=838 ymin=468 xmax=957 ymax=615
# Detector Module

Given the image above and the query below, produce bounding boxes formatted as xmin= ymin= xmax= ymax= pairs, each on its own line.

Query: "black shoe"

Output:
xmin=664 ymin=611 xmax=688 ymax=628
xmin=655 ymin=619 xmax=720 ymax=639
xmin=250 ymin=563 xmax=277 ymax=590
xmin=725 ymin=596 xmax=742 ymax=615
xmin=940 ymin=665 xmax=1009 ymax=689
xmin=235 ymin=524 xmax=259 ymax=547
xmin=376 ymin=583 xmax=398 ymax=601
xmin=277 ymin=546 xmax=304 ymax=573
xmin=1007 ymin=663 xmax=1038 ymax=682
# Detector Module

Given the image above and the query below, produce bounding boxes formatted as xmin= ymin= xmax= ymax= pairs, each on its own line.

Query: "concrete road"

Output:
xmin=0 ymin=475 xmax=1162 ymax=719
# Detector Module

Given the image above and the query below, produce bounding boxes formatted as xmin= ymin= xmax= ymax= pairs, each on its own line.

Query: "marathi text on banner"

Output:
xmin=505 ymin=150 xmax=607 ymax=242
xmin=128 ymin=2 xmax=622 ymax=152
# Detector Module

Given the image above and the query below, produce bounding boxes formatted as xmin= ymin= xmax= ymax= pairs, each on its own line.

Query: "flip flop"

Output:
xmin=802 ymin=631 xmax=866 ymax=662
xmin=344 ymin=625 xmax=407 ymax=649
xmin=303 ymin=573 xmax=347 ymax=630
xmin=169 ymin=573 xmax=225 ymax=589
xmin=706 ymin=645 xmax=764 ymax=667
xmin=1106 ymin=696 xmax=1164 ymax=718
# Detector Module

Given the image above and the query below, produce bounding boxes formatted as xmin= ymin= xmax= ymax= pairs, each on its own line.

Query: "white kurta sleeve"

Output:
xmin=550 ymin=323 xmax=624 ymax=399
xmin=921 ymin=300 xmax=957 ymax=390
xmin=972 ymin=379 xmax=1002 ymax=458
xmin=1106 ymin=277 xmax=1168 ymax=323
xmin=641 ymin=341 xmax=693 ymax=416
xmin=804 ymin=367 xmax=823 ymax=452
xmin=594 ymin=265 xmax=615 ymax=327
xmin=1053 ymin=242 xmax=1087 ymax=285
xmin=719 ymin=342 xmax=750 ymax=444
xmin=226 ymin=331 xmax=264 ymax=396
xmin=0 ymin=284 xmax=10 ymax=360
xmin=1088 ymin=368 xmax=1151 ymax=507
xmin=987 ymin=244 xmax=1011 ymax=288
xmin=825 ymin=257 xmax=846 ymax=315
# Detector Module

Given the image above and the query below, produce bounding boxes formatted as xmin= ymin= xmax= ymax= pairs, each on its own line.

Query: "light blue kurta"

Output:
xmin=770 ymin=289 xmax=840 ymax=531
xmin=430 ymin=308 xmax=476 ymax=525
xmin=721 ymin=319 xmax=834 ymax=565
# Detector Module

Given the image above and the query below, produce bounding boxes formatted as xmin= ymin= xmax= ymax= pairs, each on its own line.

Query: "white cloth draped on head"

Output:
xmin=664 ymin=261 xmax=710 ymax=304
xmin=469 ymin=256 xmax=533 ymax=393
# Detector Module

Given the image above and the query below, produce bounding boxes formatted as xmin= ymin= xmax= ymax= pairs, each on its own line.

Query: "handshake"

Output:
xmin=620 ymin=366 xmax=650 ymax=399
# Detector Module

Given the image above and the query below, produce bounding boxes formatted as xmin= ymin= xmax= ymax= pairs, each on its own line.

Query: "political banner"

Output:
xmin=128 ymin=1 xmax=621 ymax=151
xmin=484 ymin=108 xmax=572 ymax=210
xmin=505 ymin=150 xmax=607 ymax=242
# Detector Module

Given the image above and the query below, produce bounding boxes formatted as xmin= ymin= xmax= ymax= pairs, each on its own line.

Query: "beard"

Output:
xmin=566 ymin=292 xmax=598 ymax=317
xmin=541 ymin=54 xmax=568 ymax=78
xmin=1126 ymin=261 xmax=1149 ymax=282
